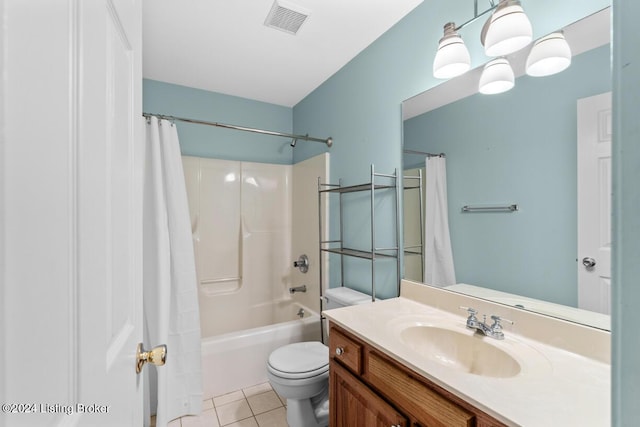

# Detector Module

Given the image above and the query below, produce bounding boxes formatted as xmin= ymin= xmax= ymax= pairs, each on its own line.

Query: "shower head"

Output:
xmin=290 ymin=138 xmax=297 ymax=147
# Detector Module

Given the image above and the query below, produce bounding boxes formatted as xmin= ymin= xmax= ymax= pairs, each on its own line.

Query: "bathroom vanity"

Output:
xmin=329 ymin=324 xmax=505 ymax=426
xmin=324 ymin=280 xmax=610 ymax=426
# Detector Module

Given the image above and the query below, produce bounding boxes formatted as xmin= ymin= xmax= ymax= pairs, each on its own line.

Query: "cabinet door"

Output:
xmin=330 ymin=360 xmax=407 ymax=427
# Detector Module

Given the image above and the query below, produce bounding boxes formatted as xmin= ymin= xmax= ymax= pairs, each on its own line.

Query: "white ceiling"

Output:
xmin=143 ymin=0 xmax=424 ymax=108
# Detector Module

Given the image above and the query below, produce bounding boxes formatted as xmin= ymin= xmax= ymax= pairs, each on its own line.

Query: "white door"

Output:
xmin=577 ymin=92 xmax=612 ymax=314
xmin=77 ymin=0 xmax=144 ymax=424
xmin=1 ymin=1 xmax=144 ymax=425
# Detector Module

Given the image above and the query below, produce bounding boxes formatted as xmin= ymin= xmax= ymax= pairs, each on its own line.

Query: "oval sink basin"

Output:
xmin=400 ymin=326 xmax=521 ymax=378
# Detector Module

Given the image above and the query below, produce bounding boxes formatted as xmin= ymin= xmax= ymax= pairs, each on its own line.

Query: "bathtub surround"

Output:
xmin=183 ymin=153 xmax=328 ymax=396
xmin=183 ymin=156 xmax=328 ymax=338
xmin=182 ymin=157 xmax=293 ymax=337
xmin=144 ymin=117 xmax=203 ymax=426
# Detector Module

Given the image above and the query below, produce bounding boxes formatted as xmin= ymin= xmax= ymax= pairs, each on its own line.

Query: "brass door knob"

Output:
xmin=136 ymin=343 xmax=167 ymax=374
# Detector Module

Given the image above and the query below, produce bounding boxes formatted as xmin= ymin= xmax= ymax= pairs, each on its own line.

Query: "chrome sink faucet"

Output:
xmin=459 ymin=307 xmax=514 ymax=340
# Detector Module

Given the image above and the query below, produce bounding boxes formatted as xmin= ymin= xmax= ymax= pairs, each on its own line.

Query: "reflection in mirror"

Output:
xmin=403 ymin=165 xmax=424 ymax=282
xmin=402 ymin=8 xmax=611 ymax=330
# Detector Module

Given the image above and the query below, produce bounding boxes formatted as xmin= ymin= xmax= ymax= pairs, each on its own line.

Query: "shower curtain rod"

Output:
xmin=403 ymin=149 xmax=445 ymax=157
xmin=143 ymin=112 xmax=333 ymax=147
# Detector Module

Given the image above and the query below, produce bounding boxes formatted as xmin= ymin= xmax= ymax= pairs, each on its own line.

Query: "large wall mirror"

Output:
xmin=402 ymin=7 xmax=611 ymax=330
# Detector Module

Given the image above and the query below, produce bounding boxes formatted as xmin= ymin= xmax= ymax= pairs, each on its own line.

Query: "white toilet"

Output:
xmin=266 ymin=287 xmax=373 ymax=427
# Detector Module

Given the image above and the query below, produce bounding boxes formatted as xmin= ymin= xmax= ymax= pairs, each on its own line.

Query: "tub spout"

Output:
xmin=289 ymin=285 xmax=307 ymax=294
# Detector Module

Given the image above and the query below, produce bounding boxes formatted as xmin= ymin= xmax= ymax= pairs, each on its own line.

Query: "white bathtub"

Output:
xmin=201 ymin=301 xmax=321 ymax=398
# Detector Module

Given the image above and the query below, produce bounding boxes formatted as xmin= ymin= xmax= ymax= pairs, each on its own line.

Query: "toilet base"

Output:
xmin=285 ymin=387 xmax=329 ymax=427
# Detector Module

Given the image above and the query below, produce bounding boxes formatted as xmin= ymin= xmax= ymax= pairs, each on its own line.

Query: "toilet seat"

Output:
xmin=267 ymin=342 xmax=329 ymax=380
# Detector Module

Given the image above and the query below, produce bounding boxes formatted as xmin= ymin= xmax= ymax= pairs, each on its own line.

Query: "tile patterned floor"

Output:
xmin=151 ymin=382 xmax=289 ymax=427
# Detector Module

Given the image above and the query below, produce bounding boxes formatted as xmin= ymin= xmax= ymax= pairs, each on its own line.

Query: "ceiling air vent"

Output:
xmin=264 ymin=0 xmax=310 ymax=35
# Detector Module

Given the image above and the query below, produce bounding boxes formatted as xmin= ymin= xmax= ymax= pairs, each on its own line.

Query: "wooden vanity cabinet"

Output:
xmin=330 ymin=361 xmax=408 ymax=427
xmin=329 ymin=323 xmax=508 ymax=427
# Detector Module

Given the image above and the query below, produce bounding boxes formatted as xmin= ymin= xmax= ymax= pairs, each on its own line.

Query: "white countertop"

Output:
xmin=323 ymin=294 xmax=610 ymax=426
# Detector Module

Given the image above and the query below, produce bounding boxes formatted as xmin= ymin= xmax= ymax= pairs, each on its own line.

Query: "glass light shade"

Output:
xmin=526 ymin=32 xmax=572 ymax=77
xmin=479 ymin=58 xmax=515 ymax=94
xmin=433 ymin=23 xmax=471 ymax=79
xmin=484 ymin=1 xmax=533 ymax=57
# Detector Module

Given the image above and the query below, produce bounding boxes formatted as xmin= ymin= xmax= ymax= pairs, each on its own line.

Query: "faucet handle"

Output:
xmin=490 ymin=315 xmax=514 ymax=326
xmin=459 ymin=306 xmax=479 ymax=328
xmin=488 ymin=315 xmax=514 ymax=340
xmin=459 ymin=306 xmax=477 ymax=316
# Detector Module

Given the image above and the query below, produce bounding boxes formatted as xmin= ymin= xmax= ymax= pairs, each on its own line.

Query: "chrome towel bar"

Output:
xmin=461 ymin=204 xmax=518 ymax=212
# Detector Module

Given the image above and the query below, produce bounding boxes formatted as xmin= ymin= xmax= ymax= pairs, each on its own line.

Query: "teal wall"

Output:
xmin=143 ymin=79 xmax=294 ymax=164
xmin=403 ymin=45 xmax=611 ymax=306
xmin=292 ymin=0 xmax=610 ymax=299
xmin=612 ymin=0 xmax=640 ymax=424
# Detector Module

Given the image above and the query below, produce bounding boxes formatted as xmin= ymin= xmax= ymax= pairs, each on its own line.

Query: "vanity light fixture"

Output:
xmin=478 ymin=58 xmax=515 ymax=94
xmin=433 ymin=0 xmax=572 ymax=94
xmin=525 ymin=32 xmax=572 ymax=77
xmin=432 ymin=0 xmax=532 ymax=79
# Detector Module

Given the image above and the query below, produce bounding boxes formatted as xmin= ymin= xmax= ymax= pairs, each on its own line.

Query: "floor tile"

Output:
xmin=214 ymin=390 xmax=245 ymax=407
xmin=276 ymin=393 xmax=287 ymax=407
xmin=181 ymin=408 xmax=220 ymax=427
xmin=255 ymin=407 xmax=288 ymax=427
xmin=216 ymin=399 xmax=253 ymax=426
xmin=225 ymin=418 xmax=259 ymax=427
xmin=246 ymin=391 xmax=283 ymax=415
xmin=179 ymin=382 xmax=293 ymax=427
xmin=203 ymin=399 xmax=214 ymax=411
xmin=242 ymin=382 xmax=272 ymax=398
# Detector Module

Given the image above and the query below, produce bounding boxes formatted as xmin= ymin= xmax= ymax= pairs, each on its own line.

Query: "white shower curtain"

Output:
xmin=143 ymin=117 xmax=202 ymax=426
xmin=424 ymin=156 xmax=457 ymax=286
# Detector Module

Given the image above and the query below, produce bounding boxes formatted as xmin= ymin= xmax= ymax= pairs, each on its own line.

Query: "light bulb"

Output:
xmin=526 ymin=32 xmax=572 ymax=77
xmin=484 ymin=0 xmax=533 ymax=57
xmin=479 ymin=58 xmax=515 ymax=95
xmin=433 ymin=23 xmax=471 ymax=79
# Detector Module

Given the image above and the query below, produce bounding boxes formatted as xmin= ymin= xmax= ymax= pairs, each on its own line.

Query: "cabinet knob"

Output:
xmin=335 ymin=347 xmax=344 ymax=356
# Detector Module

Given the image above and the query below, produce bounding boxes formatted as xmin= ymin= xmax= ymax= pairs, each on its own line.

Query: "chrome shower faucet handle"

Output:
xmin=293 ymin=254 xmax=309 ymax=273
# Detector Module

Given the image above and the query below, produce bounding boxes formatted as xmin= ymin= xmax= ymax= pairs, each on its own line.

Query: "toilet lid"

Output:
xmin=268 ymin=342 xmax=329 ymax=379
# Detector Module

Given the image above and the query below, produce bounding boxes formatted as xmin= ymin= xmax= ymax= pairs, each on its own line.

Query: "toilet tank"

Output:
xmin=323 ymin=287 xmax=373 ymax=309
